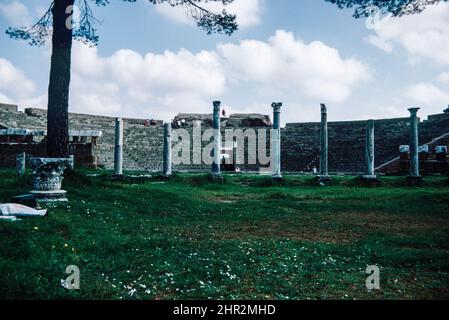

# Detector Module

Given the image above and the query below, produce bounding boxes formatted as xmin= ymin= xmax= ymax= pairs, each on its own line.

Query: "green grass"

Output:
xmin=0 ymin=168 xmax=448 ymax=300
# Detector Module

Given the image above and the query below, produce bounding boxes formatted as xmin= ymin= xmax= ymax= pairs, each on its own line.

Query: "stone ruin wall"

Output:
xmin=282 ymin=113 xmax=449 ymax=173
xmin=0 ymin=104 xmax=165 ymax=172
xmin=0 ymin=105 xmax=272 ymax=172
xmin=1 ymin=103 xmax=449 ymax=174
xmin=171 ymin=113 xmax=272 ymax=172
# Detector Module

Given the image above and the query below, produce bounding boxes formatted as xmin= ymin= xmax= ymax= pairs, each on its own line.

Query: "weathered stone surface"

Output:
xmin=30 ymin=158 xmax=70 ymax=191
xmin=409 ymin=108 xmax=421 ymax=177
xmin=365 ymin=120 xmax=375 ymax=177
xmin=282 ymin=112 xmax=449 ymax=174
xmin=114 ymin=118 xmax=124 ymax=176
xmin=0 ymin=128 xmax=101 ymax=137
xmin=0 ymin=103 xmax=18 ymax=112
xmin=436 ymin=146 xmax=448 ymax=154
xmin=16 ymin=158 xmax=72 ymax=206
xmin=272 ymin=102 xmax=282 ymax=178
xmin=320 ymin=104 xmax=329 ymax=176
xmin=211 ymin=101 xmax=221 ymax=177
xmin=16 ymin=152 xmax=26 ymax=175
xmin=163 ymin=122 xmax=172 ymax=177
xmin=228 ymin=114 xmax=272 ymax=127
xmin=1 ymin=103 xmax=448 ymax=173
xmin=173 ymin=113 xmax=213 ymax=128
xmin=0 ymin=106 xmax=164 ymax=171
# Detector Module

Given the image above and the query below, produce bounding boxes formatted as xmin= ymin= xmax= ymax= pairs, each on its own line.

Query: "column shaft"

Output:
xmin=163 ymin=122 xmax=172 ymax=176
xmin=16 ymin=152 xmax=26 ymax=175
xmin=212 ymin=101 xmax=221 ymax=176
xmin=114 ymin=117 xmax=124 ymax=176
xmin=409 ymin=108 xmax=420 ymax=177
xmin=272 ymin=102 xmax=282 ymax=178
xmin=365 ymin=120 xmax=375 ymax=177
xmin=320 ymin=104 xmax=328 ymax=176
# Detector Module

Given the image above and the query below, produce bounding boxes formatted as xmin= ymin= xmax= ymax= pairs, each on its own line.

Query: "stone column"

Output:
xmin=163 ymin=122 xmax=172 ymax=177
xmin=211 ymin=101 xmax=222 ymax=178
xmin=16 ymin=152 xmax=26 ymax=176
xmin=317 ymin=104 xmax=333 ymax=185
xmin=365 ymin=120 xmax=376 ymax=178
xmin=29 ymin=158 xmax=70 ymax=205
xmin=272 ymin=102 xmax=283 ymax=179
xmin=319 ymin=103 xmax=328 ymax=176
xmin=69 ymin=155 xmax=75 ymax=170
xmin=408 ymin=108 xmax=421 ymax=179
xmin=114 ymin=117 xmax=124 ymax=176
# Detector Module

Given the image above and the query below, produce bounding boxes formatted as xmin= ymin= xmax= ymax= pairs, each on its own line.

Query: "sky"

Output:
xmin=0 ymin=0 xmax=448 ymax=124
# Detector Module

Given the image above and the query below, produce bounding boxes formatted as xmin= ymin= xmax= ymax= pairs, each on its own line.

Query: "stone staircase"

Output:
xmin=376 ymin=131 xmax=449 ymax=175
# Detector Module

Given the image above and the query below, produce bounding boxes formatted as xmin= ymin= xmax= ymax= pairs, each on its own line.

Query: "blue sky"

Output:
xmin=0 ymin=0 xmax=448 ymax=123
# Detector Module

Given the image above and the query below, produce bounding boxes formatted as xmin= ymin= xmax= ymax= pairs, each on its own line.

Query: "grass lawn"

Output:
xmin=0 ymin=168 xmax=448 ymax=300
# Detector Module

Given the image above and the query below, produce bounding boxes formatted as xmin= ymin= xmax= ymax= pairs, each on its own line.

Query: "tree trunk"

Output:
xmin=46 ymin=0 xmax=74 ymax=158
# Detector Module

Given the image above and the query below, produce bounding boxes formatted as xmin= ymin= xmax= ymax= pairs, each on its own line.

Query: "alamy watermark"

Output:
xmin=365 ymin=265 xmax=381 ymax=290
xmin=364 ymin=6 xmax=382 ymax=30
xmin=65 ymin=4 xmax=81 ymax=30
xmin=61 ymin=265 xmax=80 ymax=290
xmin=171 ymin=122 xmax=279 ymax=174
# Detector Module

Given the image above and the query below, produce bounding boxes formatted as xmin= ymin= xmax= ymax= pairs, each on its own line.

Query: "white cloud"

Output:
xmin=155 ymin=0 xmax=263 ymax=28
xmin=70 ymin=74 xmax=123 ymax=116
xmin=0 ymin=58 xmax=35 ymax=98
xmin=367 ymin=2 xmax=449 ymax=65
xmin=0 ymin=0 xmax=32 ymax=26
xmin=109 ymin=49 xmax=225 ymax=96
xmin=1 ymin=30 xmax=370 ymax=122
xmin=71 ymin=44 xmax=106 ymax=78
xmin=437 ymin=72 xmax=449 ymax=85
xmin=68 ymin=30 xmax=368 ymax=119
xmin=0 ymin=57 xmax=45 ymax=110
xmin=218 ymin=30 xmax=371 ymax=103
xmin=0 ymin=92 xmax=14 ymax=105
xmin=405 ymin=82 xmax=449 ymax=107
xmin=68 ymin=42 xmax=226 ymax=119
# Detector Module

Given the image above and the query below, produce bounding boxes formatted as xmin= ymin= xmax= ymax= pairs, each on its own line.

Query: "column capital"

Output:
xmin=408 ymin=107 xmax=420 ymax=116
xmin=320 ymin=103 xmax=327 ymax=114
xmin=213 ymin=101 xmax=221 ymax=112
xmin=272 ymin=102 xmax=282 ymax=112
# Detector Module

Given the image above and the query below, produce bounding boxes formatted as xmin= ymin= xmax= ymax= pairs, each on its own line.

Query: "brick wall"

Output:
xmin=0 ymin=142 xmax=97 ymax=168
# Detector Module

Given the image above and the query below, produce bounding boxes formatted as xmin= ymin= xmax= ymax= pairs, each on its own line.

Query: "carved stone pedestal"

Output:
xmin=31 ymin=158 xmax=70 ymax=206
xmin=12 ymin=158 xmax=70 ymax=208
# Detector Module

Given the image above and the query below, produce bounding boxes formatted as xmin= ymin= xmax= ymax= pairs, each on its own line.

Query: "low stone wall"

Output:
xmin=0 ymin=142 xmax=97 ymax=168
xmin=1 ymin=103 xmax=448 ymax=173
xmin=282 ymin=113 xmax=449 ymax=173
xmin=0 ymin=106 xmax=165 ymax=171
xmin=171 ymin=122 xmax=272 ymax=172
xmin=0 ymin=103 xmax=18 ymax=113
